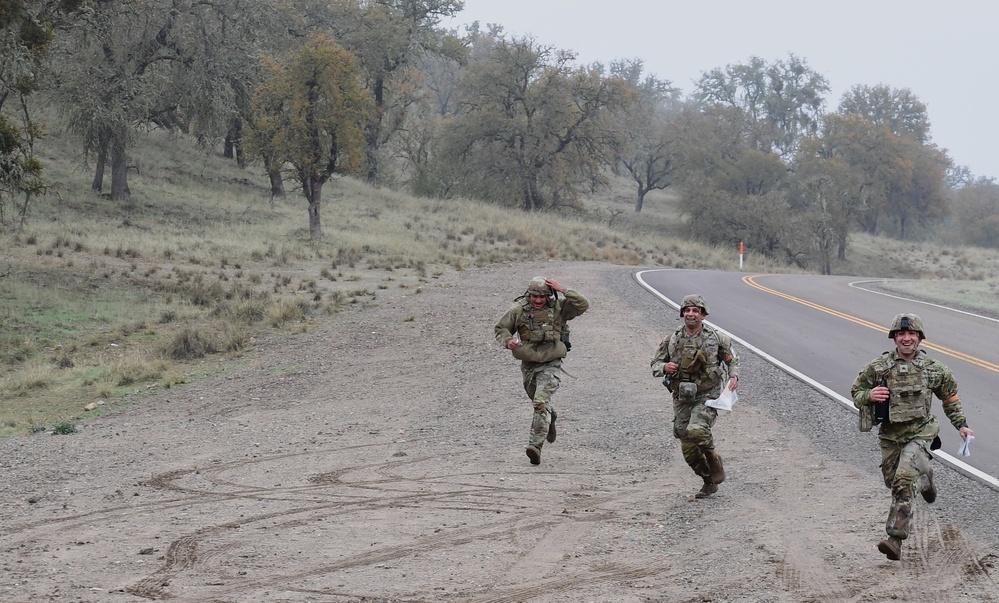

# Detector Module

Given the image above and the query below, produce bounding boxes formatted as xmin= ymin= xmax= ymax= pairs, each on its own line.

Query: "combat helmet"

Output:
xmin=679 ymin=294 xmax=709 ymax=317
xmin=888 ymin=313 xmax=925 ymax=340
xmin=526 ymin=276 xmax=550 ymax=296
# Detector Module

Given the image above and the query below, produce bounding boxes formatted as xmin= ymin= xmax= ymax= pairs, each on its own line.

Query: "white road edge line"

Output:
xmin=634 ymin=269 xmax=999 ymax=490
xmin=849 ymin=279 xmax=999 ymax=324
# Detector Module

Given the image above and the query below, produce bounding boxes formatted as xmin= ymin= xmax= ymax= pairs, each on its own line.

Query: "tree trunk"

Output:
xmin=92 ymin=144 xmax=107 ymax=193
xmin=306 ymin=176 xmax=323 ymax=240
xmin=820 ymin=241 xmax=832 ymax=275
xmin=17 ymin=191 xmax=32 ymax=230
xmin=110 ymin=139 xmax=131 ymax=202
xmin=365 ymin=131 xmax=380 ymax=184
xmin=365 ymin=78 xmax=385 ymax=184
xmin=225 ymin=119 xmax=245 ymax=167
xmin=635 ymin=188 xmax=647 ymax=212
xmin=269 ymin=168 xmax=285 ymax=200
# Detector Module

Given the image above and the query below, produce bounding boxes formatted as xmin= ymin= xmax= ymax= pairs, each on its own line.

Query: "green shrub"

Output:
xmin=52 ymin=421 xmax=76 ymax=435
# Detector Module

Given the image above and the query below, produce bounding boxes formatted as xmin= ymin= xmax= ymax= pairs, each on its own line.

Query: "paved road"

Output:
xmin=636 ymin=269 xmax=999 ymax=485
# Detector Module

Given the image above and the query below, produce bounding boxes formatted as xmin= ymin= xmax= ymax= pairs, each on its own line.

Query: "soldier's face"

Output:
xmin=682 ymin=306 xmax=704 ymax=328
xmin=529 ymin=293 xmax=548 ymax=309
xmin=893 ymin=330 xmax=921 ymax=358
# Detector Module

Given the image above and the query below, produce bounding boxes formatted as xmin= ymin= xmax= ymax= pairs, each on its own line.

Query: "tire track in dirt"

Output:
xmin=123 ymin=446 xmax=664 ymax=600
xmin=718 ymin=413 xmax=997 ymax=603
xmin=886 ymin=505 xmax=998 ymax=602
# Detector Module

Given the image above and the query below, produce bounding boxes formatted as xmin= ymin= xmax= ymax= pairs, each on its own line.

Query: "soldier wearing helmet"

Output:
xmin=851 ymin=313 xmax=973 ymax=561
xmin=651 ymin=294 xmax=740 ymax=499
xmin=495 ymin=276 xmax=589 ymax=466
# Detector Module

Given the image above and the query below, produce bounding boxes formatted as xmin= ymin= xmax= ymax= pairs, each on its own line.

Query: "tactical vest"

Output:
xmin=511 ymin=297 xmax=568 ymax=363
xmin=667 ymin=328 xmax=723 ymax=394
xmin=517 ymin=300 xmax=563 ymax=344
xmin=885 ymin=357 xmax=932 ymax=424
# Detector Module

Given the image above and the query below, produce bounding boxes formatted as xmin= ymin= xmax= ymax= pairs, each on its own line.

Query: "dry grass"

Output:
xmin=2 ymin=126 xmax=998 ymax=435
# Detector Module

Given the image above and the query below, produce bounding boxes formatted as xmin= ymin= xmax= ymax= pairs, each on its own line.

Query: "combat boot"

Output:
xmin=546 ymin=409 xmax=557 ymax=443
xmin=694 ymin=476 xmax=717 ymax=499
xmin=704 ymin=449 xmax=725 ymax=485
xmin=877 ymin=536 xmax=902 ymax=561
xmin=526 ymin=445 xmax=541 ymax=465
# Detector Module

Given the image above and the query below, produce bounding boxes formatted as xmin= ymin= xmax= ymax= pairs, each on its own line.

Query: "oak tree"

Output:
xmin=246 ymin=33 xmax=371 ymax=240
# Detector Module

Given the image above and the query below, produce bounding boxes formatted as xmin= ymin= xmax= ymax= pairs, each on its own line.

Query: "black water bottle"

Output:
xmin=874 ymin=376 xmax=890 ymax=424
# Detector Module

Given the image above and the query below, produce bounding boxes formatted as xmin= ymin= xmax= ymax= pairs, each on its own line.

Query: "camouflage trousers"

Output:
xmin=521 ymin=360 xmax=562 ymax=448
xmin=672 ymin=398 xmax=718 ymax=477
xmin=879 ymin=436 xmax=934 ymax=539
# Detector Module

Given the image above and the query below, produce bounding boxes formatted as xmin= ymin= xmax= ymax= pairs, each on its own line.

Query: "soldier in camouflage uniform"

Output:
xmin=651 ymin=294 xmax=740 ymax=499
xmin=495 ymin=276 xmax=589 ymax=466
xmin=851 ymin=313 xmax=974 ymax=561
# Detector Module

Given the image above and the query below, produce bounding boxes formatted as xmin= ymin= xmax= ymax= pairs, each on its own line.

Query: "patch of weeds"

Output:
xmin=225 ymin=298 xmax=269 ymax=323
xmin=52 ymin=421 xmax=77 ymax=435
xmin=164 ymin=328 xmax=216 ymax=360
xmin=112 ymin=354 xmax=165 ymax=386
xmin=216 ymin=322 xmax=251 ymax=353
xmin=162 ymin=372 xmax=187 ymax=389
xmin=267 ymin=297 xmax=310 ymax=327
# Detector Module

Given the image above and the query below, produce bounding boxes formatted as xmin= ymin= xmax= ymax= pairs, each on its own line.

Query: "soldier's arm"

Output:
xmin=494 ymin=307 xmax=519 ymax=347
xmin=651 ymin=337 xmax=670 ymax=377
xmin=935 ymin=364 xmax=970 ymax=433
xmin=561 ymin=289 xmax=589 ymax=319
xmin=850 ymin=366 xmax=878 ymax=410
xmin=719 ymin=336 xmax=739 ymax=380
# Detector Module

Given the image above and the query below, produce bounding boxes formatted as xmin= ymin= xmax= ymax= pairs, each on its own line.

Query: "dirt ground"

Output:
xmin=2 ymin=261 xmax=998 ymax=603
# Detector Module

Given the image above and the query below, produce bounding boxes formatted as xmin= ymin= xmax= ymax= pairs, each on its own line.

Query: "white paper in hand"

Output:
xmin=957 ymin=435 xmax=974 ymax=457
xmin=706 ymin=386 xmax=737 ymax=412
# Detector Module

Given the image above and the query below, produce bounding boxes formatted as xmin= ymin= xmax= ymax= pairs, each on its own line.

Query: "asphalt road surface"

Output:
xmin=636 ymin=269 xmax=999 ymax=487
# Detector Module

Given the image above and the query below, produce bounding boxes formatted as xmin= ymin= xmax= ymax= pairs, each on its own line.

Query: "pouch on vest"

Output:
xmin=859 ymin=404 xmax=874 ymax=432
xmin=678 ymin=381 xmax=697 ymax=402
xmin=512 ymin=340 xmax=567 ymax=363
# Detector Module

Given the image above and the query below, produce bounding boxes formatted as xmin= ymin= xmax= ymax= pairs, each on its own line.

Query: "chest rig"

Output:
xmin=518 ymin=300 xmax=562 ymax=343
xmin=885 ymin=358 xmax=931 ymax=423
xmin=668 ymin=329 xmax=720 ymax=391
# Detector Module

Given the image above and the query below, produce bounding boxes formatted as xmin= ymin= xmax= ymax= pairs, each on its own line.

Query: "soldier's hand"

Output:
xmin=544 ymin=278 xmax=565 ymax=293
xmin=506 ymin=339 xmax=521 ymax=350
xmin=960 ymin=425 xmax=974 ymax=439
xmin=869 ymin=386 xmax=890 ymax=403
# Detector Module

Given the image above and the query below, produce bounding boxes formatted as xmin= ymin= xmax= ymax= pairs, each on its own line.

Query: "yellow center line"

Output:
xmin=743 ymin=275 xmax=999 ymax=373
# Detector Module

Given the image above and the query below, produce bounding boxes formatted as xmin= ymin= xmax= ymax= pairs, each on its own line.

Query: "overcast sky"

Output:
xmin=448 ymin=0 xmax=997 ymax=180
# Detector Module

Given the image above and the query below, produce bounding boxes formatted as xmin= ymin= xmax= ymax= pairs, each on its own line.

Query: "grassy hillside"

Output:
xmin=2 ymin=125 xmax=997 ymax=436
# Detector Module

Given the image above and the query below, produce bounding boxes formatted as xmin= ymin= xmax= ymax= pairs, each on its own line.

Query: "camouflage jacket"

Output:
xmin=851 ymin=348 xmax=965 ymax=441
xmin=494 ymin=289 xmax=589 ymax=364
xmin=651 ymin=324 xmax=739 ymax=400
